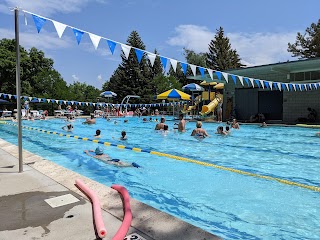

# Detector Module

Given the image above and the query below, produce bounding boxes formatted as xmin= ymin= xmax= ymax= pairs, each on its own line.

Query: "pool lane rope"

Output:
xmin=1 ymin=121 xmax=320 ymax=193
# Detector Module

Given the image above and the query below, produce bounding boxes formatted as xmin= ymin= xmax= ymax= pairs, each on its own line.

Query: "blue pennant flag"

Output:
xmin=181 ymin=62 xmax=188 ymax=75
xmin=231 ymin=75 xmax=237 ymax=84
xmin=160 ymin=56 xmax=168 ymax=69
xmin=13 ymin=95 xmax=17 ymax=99
xmin=255 ymin=80 xmax=260 ymax=88
xmin=32 ymin=14 xmax=46 ymax=33
xmin=295 ymin=84 xmax=300 ymax=91
xmin=312 ymin=83 xmax=316 ymax=89
xmin=273 ymin=83 xmax=278 ymax=90
xmin=264 ymin=82 xmax=270 ymax=89
xmin=72 ymin=28 xmax=84 ymax=45
xmin=244 ymin=77 xmax=249 ymax=86
xmin=3 ymin=94 xmax=7 ymax=99
xmin=198 ymin=67 xmax=205 ymax=77
xmin=107 ymin=40 xmax=116 ymax=54
xmin=289 ymin=84 xmax=293 ymax=91
xmin=215 ymin=71 xmax=221 ymax=80
xmin=282 ymin=83 xmax=286 ymax=91
xmin=135 ymin=49 xmax=144 ymax=63
xmin=317 ymin=83 xmax=320 ymax=88
xmin=301 ymin=85 xmax=305 ymax=91
xmin=51 ymin=99 xmax=55 ymax=103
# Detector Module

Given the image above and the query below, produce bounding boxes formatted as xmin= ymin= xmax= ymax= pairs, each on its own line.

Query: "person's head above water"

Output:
xmin=96 ymin=129 xmax=101 ymax=135
xmin=160 ymin=117 xmax=166 ymax=123
xmin=95 ymin=146 xmax=104 ymax=155
xmin=196 ymin=121 xmax=202 ymax=128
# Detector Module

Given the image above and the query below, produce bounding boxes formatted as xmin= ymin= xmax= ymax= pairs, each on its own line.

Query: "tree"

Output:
xmin=153 ymin=75 xmax=182 ymax=95
xmin=105 ymin=31 xmax=153 ymax=103
xmin=288 ymin=19 xmax=320 ymax=59
xmin=206 ymin=27 xmax=243 ymax=70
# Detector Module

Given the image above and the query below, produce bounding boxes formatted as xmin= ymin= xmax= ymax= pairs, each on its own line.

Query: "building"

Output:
xmin=188 ymin=58 xmax=320 ymax=123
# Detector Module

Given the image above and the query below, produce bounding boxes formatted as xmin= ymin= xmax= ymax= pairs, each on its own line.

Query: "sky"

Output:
xmin=0 ymin=0 xmax=319 ymax=90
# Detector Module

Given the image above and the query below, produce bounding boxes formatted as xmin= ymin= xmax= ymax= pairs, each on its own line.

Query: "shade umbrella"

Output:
xmin=100 ymin=91 xmax=117 ymax=114
xmin=182 ymin=83 xmax=204 ymax=92
xmin=156 ymin=89 xmax=191 ymax=116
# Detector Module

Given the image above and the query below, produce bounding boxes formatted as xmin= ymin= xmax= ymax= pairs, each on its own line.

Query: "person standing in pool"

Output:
xmin=191 ymin=121 xmax=209 ymax=138
xmin=84 ymin=146 xmax=140 ymax=168
xmin=178 ymin=113 xmax=186 ymax=132
xmin=94 ymin=129 xmax=101 ymax=138
xmin=155 ymin=117 xmax=166 ymax=130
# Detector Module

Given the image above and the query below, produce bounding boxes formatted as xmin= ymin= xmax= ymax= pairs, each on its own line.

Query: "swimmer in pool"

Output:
xmin=62 ymin=124 xmax=74 ymax=132
xmin=191 ymin=121 xmax=209 ymax=138
xmin=84 ymin=146 xmax=140 ymax=168
xmin=83 ymin=114 xmax=96 ymax=124
xmin=94 ymin=129 xmax=101 ymax=138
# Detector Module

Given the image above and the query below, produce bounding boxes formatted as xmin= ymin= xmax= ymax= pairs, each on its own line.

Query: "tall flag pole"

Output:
xmin=15 ymin=7 xmax=23 ymax=173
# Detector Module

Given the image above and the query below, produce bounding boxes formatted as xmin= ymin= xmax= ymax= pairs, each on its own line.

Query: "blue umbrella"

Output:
xmin=100 ymin=91 xmax=117 ymax=98
xmin=182 ymin=83 xmax=204 ymax=92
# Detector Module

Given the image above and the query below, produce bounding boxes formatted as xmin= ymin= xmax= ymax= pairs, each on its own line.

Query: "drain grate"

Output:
xmin=44 ymin=194 xmax=80 ymax=208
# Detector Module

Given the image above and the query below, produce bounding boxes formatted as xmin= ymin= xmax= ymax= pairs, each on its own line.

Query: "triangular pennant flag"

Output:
xmin=231 ymin=75 xmax=237 ymax=84
xmin=244 ymin=77 xmax=249 ymax=86
xmin=292 ymin=84 xmax=296 ymax=91
xmin=285 ymin=83 xmax=289 ymax=91
xmin=249 ymin=78 xmax=255 ymax=88
xmin=314 ymin=83 xmax=318 ymax=90
xmin=8 ymin=94 xmax=12 ymax=99
xmin=51 ymin=99 xmax=55 ymax=103
xmin=189 ymin=64 xmax=197 ymax=76
xmin=238 ymin=76 xmax=244 ymax=86
xmin=134 ymin=49 xmax=144 ymax=63
xmin=32 ymin=14 xmax=47 ymax=33
xmin=277 ymin=82 xmax=282 ymax=91
xmin=160 ymin=56 xmax=168 ymax=69
xmin=89 ymin=33 xmax=101 ymax=50
xmin=47 ymin=99 xmax=50 ymax=103
xmin=216 ymin=71 xmax=221 ymax=82
xmin=63 ymin=101 xmax=66 ymax=104
xmin=92 ymin=103 xmax=96 ymax=106
xmin=29 ymin=97 xmax=32 ymax=101
xmin=121 ymin=44 xmax=131 ymax=59
xmin=210 ymin=70 xmax=216 ymax=80
xmin=198 ymin=67 xmax=205 ymax=77
xmin=86 ymin=102 xmax=89 ymax=106
xmin=23 ymin=11 xmax=28 ymax=25
xmin=107 ymin=39 xmax=117 ymax=54
xmin=289 ymin=84 xmax=293 ymax=91
xmin=147 ymin=52 xmax=156 ymax=67
xmin=72 ymin=28 xmax=84 ymax=45
xmin=264 ymin=81 xmax=269 ymax=89
xmin=13 ymin=95 xmax=17 ymax=99
xmin=304 ymin=84 xmax=308 ymax=91
xmin=269 ymin=81 xmax=273 ymax=90
xmin=52 ymin=20 xmax=67 ymax=38
xmin=259 ymin=80 xmax=265 ymax=89
xmin=55 ymin=100 xmax=59 ymax=104
xmin=170 ymin=59 xmax=178 ymax=72
xmin=255 ymin=80 xmax=260 ymax=88
xmin=180 ymin=62 xmax=188 ymax=75
xmin=222 ymin=72 xmax=229 ymax=83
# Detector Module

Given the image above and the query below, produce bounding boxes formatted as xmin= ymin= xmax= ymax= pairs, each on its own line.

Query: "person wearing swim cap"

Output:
xmin=84 ymin=146 xmax=140 ymax=168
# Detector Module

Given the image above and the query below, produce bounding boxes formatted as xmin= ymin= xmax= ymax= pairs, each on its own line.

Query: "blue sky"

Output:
xmin=0 ymin=0 xmax=319 ymax=89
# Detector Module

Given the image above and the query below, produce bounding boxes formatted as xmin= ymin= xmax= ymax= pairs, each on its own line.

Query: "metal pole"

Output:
xmin=15 ymin=7 xmax=23 ymax=173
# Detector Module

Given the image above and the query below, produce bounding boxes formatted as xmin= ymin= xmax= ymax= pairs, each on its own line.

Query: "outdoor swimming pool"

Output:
xmin=0 ymin=117 xmax=319 ymax=239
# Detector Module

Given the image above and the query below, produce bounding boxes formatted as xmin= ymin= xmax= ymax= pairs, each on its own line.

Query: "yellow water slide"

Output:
xmin=182 ymin=96 xmax=202 ymax=113
xmin=200 ymin=94 xmax=223 ymax=115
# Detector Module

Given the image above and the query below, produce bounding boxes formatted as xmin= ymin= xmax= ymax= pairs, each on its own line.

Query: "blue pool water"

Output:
xmin=1 ymin=117 xmax=320 ymax=239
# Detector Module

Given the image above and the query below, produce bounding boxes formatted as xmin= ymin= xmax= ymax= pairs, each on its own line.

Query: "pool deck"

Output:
xmin=0 ymin=138 xmax=220 ymax=240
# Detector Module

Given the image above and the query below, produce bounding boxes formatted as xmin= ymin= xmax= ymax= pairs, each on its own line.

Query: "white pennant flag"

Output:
xmin=222 ymin=72 xmax=229 ymax=83
xmin=93 ymin=103 xmax=96 ymax=106
xmin=170 ymin=59 xmax=178 ymax=72
xmin=207 ymin=69 xmax=213 ymax=80
xmin=238 ymin=76 xmax=244 ymax=86
xmin=47 ymin=99 xmax=50 ymax=103
xmin=269 ymin=81 xmax=273 ymax=90
xmin=298 ymin=84 xmax=302 ymax=91
xmin=315 ymin=84 xmax=318 ymax=90
xmin=86 ymin=102 xmax=89 ymax=106
xmin=249 ymin=78 xmax=254 ymax=88
xmin=55 ymin=100 xmax=59 ymax=104
xmin=71 ymin=101 xmax=74 ymax=105
xmin=38 ymin=98 xmax=41 ymax=102
xmin=259 ymin=80 xmax=264 ymax=89
xmin=52 ymin=20 xmax=67 ymax=38
xmin=147 ymin=53 xmax=156 ymax=66
xmin=293 ymin=84 xmax=296 ymax=91
xmin=285 ymin=83 xmax=289 ymax=91
xmin=8 ymin=94 xmax=12 ymax=99
xmin=189 ymin=64 xmax=197 ymax=76
xmin=89 ymin=33 xmax=101 ymax=50
xmin=121 ymin=44 xmax=131 ymax=60
xmin=277 ymin=82 xmax=282 ymax=91
xmin=63 ymin=101 xmax=66 ymax=104
xmin=304 ymin=84 xmax=308 ymax=91
xmin=29 ymin=97 xmax=32 ymax=101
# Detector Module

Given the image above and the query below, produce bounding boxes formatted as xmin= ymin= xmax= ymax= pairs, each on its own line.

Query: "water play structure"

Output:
xmin=200 ymin=94 xmax=223 ymax=115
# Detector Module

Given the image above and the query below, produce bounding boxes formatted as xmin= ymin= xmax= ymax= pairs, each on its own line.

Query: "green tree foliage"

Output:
xmin=104 ymin=31 xmax=153 ymax=103
xmin=206 ymin=27 xmax=243 ymax=70
xmin=68 ymin=81 xmax=100 ymax=102
xmin=288 ymin=19 xmax=320 ymax=59
xmin=153 ymin=75 xmax=182 ymax=94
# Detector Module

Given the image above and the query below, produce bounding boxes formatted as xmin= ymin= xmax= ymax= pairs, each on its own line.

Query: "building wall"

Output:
xmin=283 ymin=90 xmax=320 ymax=123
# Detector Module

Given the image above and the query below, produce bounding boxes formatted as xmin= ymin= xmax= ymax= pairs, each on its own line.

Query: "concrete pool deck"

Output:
xmin=0 ymin=138 xmax=220 ymax=240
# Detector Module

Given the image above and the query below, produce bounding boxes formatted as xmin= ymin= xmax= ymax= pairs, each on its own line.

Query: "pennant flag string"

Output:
xmin=22 ymin=10 xmax=320 ymax=90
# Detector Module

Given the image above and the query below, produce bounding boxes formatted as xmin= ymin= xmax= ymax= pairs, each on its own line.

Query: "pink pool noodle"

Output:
xmin=111 ymin=184 xmax=132 ymax=240
xmin=75 ymin=179 xmax=107 ymax=238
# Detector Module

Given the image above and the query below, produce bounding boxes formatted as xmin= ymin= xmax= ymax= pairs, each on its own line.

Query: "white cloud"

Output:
xmin=72 ymin=74 xmax=79 ymax=81
xmin=167 ymin=24 xmax=298 ymax=66
xmin=97 ymin=74 xmax=103 ymax=82
xmin=0 ymin=0 xmax=107 ymax=16
xmin=0 ymin=27 xmax=72 ymax=50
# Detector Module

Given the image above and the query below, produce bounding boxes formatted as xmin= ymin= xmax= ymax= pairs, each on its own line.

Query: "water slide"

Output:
xmin=200 ymin=96 xmax=222 ymax=115
xmin=182 ymin=96 xmax=201 ymax=113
